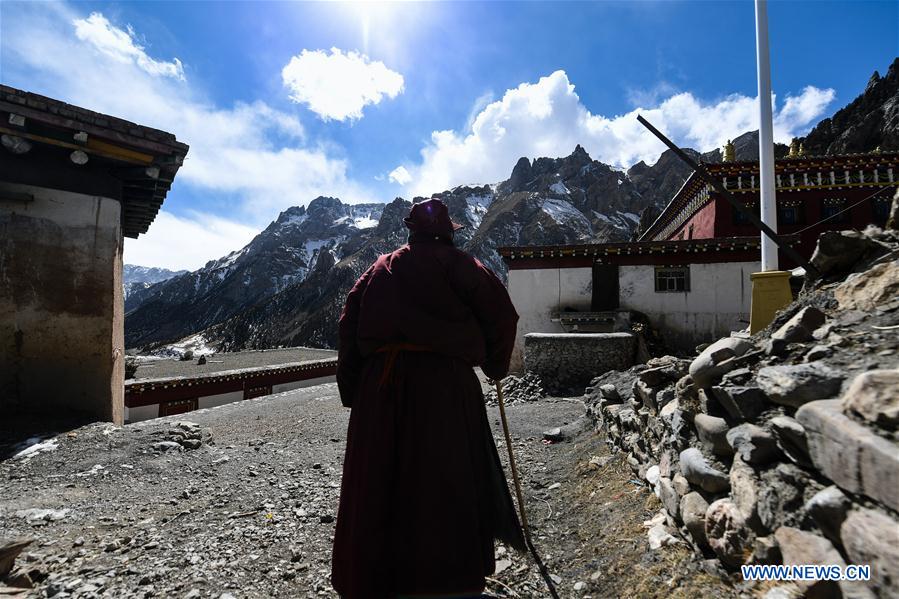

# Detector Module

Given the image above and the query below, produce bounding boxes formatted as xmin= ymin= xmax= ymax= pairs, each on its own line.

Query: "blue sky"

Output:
xmin=2 ymin=1 xmax=896 ymax=269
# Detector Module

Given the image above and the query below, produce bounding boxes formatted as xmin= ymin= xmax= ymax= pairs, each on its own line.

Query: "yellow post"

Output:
xmin=749 ymin=270 xmax=793 ymax=334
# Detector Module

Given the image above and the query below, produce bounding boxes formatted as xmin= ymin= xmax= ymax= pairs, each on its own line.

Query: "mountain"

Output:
xmin=124 ymin=198 xmax=383 ymax=347
xmin=129 ymin=58 xmax=899 ymax=352
xmin=123 ymin=265 xmax=186 ymax=302
xmin=799 ymin=57 xmax=899 ymax=155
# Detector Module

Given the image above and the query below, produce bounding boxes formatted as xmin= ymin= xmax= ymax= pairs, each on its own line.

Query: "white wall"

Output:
xmin=272 ymin=375 xmax=336 ymax=394
xmin=198 ymin=391 xmax=244 ymax=410
xmin=619 ymin=261 xmax=758 ymax=348
xmin=507 ymin=267 xmax=591 ymax=372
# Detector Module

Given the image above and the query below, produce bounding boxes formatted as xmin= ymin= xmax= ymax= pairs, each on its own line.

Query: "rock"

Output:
xmin=151 ymin=441 xmax=183 ymax=452
xmin=804 ymin=344 xmax=832 ymax=362
xmin=730 ymin=457 xmax=762 ymax=532
xmin=750 ymin=535 xmax=781 ymax=565
xmin=834 ymin=260 xmax=899 ymax=310
xmin=689 ymin=337 xmax=753 ymax=388
xmin=705 ymin=499 xmax=752 ymax=569
xmin=679 ymin=448 xmax=730 ymax=493
xmin=767 ymin=307 xmax=826 ymax=355
xmin=810 ymin=229 xmax=887 ymax=277
xmin=841 ymin=507 xmax=899 ymax=599
xmin=726 ymin=424 xmax=782 ymax=464
xmin=805 ymin=486 xmax=851 ymax=545
xmin=0 ymin=539 xmax=32 ymax=578
xmin=573 ymin=581 xmax=586 ymax=592
xmin=647 ymin=523 xmax=680 ymax=550
xmin=680 ymin=492 xmax=709 ymax=547
xmin=671 ymin=473 xmax=690 ymax=497
xmin=710 ymin=385 xmax=767 ymax=421
xmin=645 ymin=465 xmax=661 ymax=488
xmin=657 ymin=477 xmax=680 ymax=519
xmin=757 ymin=363 xmax=845 ymax=407
xmin=599 ymin=384 xmax=621 ymax=403
xmin=694 ymin=414 xmax=732 ymax=456
xmin=769 ymin=416 xmax=813 ymax=467
xmin=797 ymin=399 xmax=899 ymax=512
xmin=888 ymin=188 xmax=899 ymax=230
xmin=758 ymin=463 xmax=818 ymax=533
xmin=721 ymin=367 xmax=753 ymax=387
xmin=543 ymin=427 xmax=563 ymax=442
xmin=841 ymin=369 xmax=899 ymax=430
xmin=775 ymin=526 xmax=875 ymax=599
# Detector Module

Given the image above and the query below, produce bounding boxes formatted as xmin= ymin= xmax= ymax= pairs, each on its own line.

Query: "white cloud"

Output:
xmin=2 ymin=3 xmax=377 ymax=270
xmin=388 ymin=165 xmax=412 ymax=185
xmin=74 ymin=12 xmax=185 ymax=80
xmin=404 ymin=70 xmax=835 ymax=196
xmin=281 ymin=48 xmax=404 ymax=121
xmin=123 ymin=211 xmax=259 ymax=271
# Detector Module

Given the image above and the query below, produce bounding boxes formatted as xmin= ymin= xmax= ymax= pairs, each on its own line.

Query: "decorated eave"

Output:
xmin=498 ymin=235 xmax=794 ymax=269
xmin=639 ymin=150 xmax=899 ymax=242
xmin=0 ymin=85 xmax=189 ymax=238
xmin=124 ymin=358 xmax=338 ymax=407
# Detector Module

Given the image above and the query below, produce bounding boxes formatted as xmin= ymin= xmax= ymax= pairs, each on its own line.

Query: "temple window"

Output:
xmin=874 ymin=197 xmax=891 ymax=222
xmin=821 ymin=198 xmax=849 ymax=223
xmin=778 ymin=200 xmax=803 ymax=226
xmin=655 ymin=266 xmax=690 ymax=293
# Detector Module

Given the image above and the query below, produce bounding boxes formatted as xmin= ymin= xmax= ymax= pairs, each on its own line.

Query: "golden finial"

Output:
xmin=874 ymin=146 xmax=882 ymax=154
xmin=723 ymin=139 xmax=735 ymax=162
xmin=798 ymin=143 xmax=806 ymax=157
xmin=789 ymin=138 xmax=800 ymax=158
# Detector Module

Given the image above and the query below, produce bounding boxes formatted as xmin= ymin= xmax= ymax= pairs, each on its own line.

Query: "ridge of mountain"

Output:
xmin=127 ymin=59 xmax=898 ymax=351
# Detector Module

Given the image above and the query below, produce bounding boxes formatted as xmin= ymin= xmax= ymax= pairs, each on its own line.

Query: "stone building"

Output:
xmin=0 ymin=86 xmax=188 ymax=424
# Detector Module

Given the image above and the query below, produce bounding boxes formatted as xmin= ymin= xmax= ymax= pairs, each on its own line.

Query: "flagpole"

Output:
xmin=755 ymin=0 xmax=778 ymax=271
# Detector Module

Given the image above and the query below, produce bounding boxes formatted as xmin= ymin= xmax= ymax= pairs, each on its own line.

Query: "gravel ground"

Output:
xmin=1 ymin=382 xmax=743 ymax=598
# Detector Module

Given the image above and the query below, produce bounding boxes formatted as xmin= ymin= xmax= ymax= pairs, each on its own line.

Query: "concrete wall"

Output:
xmin=507 ymin=267 xmax=592 ymax=371
xmin=1 ymin=182 xmax=124 ymax=423
xmin=619 ymin=261 xmax=758 ymax=349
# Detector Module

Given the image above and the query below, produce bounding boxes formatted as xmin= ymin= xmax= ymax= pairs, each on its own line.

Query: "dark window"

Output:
xmin=734 ymin=202 xmax=758 ymax=225
xmin=874 ymin=198 xmax=890 ymax=222
xmin=821 ymin=199 xmax=849 ymax=223
xmin=778 ymin=205 xmax=800 ymax=226
xmin=655 ymin=266 xmax=690 ymax=293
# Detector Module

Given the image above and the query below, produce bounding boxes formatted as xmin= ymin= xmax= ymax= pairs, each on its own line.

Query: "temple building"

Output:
xmin=0 ymin=86 xmax=188 ymax=425
xmin=502 ymin=146 xmax=898 ymax=370
xmin=639 ymin=142 xmax=897 ymax=261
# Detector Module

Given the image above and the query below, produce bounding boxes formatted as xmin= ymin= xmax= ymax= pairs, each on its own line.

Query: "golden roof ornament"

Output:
xmin=723 ymin=139 xmax=735 ymax=162
xmin=789 ymin=138 xmax=800 ymax=158
xmin=798 ymin=142 xmax=806 ymax=157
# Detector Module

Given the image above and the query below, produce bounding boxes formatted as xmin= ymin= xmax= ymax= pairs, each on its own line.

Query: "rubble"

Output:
xmin=585 ymin=226 xmax=899 ymax=594
xmin=484 ymin=372 xmax=546 ymax=404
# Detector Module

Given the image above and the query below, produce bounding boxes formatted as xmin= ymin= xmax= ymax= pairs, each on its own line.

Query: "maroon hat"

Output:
xmin=403 ymin=198 xmax=464 ymax=238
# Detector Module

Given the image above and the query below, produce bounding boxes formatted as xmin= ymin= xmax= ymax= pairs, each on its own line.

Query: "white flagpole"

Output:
xmin=755 ymin=0 xmax=778 ymax=271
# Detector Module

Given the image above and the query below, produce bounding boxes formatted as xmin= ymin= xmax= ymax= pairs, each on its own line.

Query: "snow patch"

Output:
xmin=13 ymin=438 xmax=59 ymax=460
xmin=541 ymin=198 xmax=590 ymax=228
xmin=550 ymin=182 xmax=570 ymax=195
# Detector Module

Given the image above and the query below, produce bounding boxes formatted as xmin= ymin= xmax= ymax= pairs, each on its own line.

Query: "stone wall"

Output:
xmin=1 ymin=182 xmax=124 ymax=423
xmin=525 ymin=332 xmax=635 ymax=396
xmin=586 ymin=226 xmax=899 ymax=598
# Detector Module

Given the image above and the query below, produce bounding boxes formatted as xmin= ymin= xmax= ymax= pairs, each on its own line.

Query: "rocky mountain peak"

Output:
xmin=275 ymin=205 xmax=306 ymax=225
xmin=508 ymin=157 xmax=533 ymax=192
xmin=375 ymin=197 xmax=412 ymax=239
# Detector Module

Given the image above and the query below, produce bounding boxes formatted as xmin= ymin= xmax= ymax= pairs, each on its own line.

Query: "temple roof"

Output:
xmin=0 ymin=85 xmax=189 ymax=238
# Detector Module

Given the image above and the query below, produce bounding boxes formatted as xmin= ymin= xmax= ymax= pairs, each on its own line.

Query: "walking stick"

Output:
xmin=495 ymin=381 xmax=560 ymax=599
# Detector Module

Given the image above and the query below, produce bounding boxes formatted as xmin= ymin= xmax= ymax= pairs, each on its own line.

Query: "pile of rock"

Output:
xmin=586 ymin=225 xmax=899 ymax=598
xmin=149 ymin=421 xmax=210 ymax=452
xmin=485 ymin=372 xmax=546 ymax=404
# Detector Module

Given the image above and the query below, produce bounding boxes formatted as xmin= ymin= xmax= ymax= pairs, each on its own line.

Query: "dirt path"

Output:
xmin=1 ymin=384 xmax=743 ymax=598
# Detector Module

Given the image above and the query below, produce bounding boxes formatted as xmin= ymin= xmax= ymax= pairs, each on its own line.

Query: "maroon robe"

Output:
xmin=332 ymin=238 xmax=524 ymax=598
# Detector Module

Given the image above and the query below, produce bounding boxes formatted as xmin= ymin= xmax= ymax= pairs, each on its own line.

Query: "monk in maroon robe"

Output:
xmin=332 ymin=198 xmax=525 ymax=598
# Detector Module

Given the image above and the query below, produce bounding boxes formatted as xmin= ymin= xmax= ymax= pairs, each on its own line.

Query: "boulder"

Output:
xmin=750 ymin=535 xmax=781 ymax=565
xmin=680 ymin=492 xmax=710 ymax=547
xmin=797 ymin=399 xmax=899 ymax=512
xmin=705 ymin=499 xmax=752 ymax=569
xmin=805 ymin=486 xmax=851 ymax=545
xmin=758 ymin=463 xmax=819 ymax=533
xmin=694 ymin=414 xmax=733 ymax=456
xmin=841 ymin=507 xmax=899 ymax=599
xmin=679 ymin=448 xmax=730 ymax=493
xmin=769 ymin=416 xmax=813 ymax=467
xmin=757 ymin=363 xmax=845 ymax=408
xmin=671 ymin=473 xmax=690 ymax=496
xmin=657 ymin=477 xmax=680 ymax=519
xmin=766 ymin=306 xmax=826 ymax=355
xmin=809 ymin=229 xmax=887 ymax=277
xmin=726 ymin=424 xmax=782 ymax=464
xmin=730 ymin=457 xmax=762 ymax=533
xmin=599 ymin=384 xmax=621 ymax=403
xmin=841 ymin=369 xmax=899 ymax=430
xmin=689 ymin=337 xmax=753 ymax=388
xmin=834 ymin=259 xmax=899 ymax=311
xmin=804 ymin=344 xmax=832 ymax=362
xmin=710 ymin=385 xmax=768 ymax=421
xmin=774 ymin=527 xmax=874 ymax=599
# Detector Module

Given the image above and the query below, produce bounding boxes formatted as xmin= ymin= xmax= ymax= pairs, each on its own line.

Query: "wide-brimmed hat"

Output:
xmin=403 ymin=198 xmax=464 ymax=238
